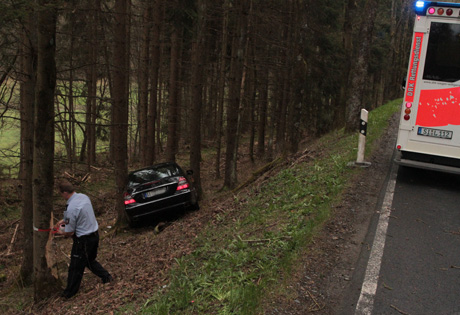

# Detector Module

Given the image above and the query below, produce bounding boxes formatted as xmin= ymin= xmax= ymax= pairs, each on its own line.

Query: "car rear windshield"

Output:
xmin=423 ymin=22 xmax=460 ymax=83
xmin=128 ymin=164 xmax=181 ymax=187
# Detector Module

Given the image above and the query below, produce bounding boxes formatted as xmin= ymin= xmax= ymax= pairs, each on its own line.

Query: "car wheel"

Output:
xmin=127 ymin=215 xmax=138 ymax=228
xmin=190 ymin=201 xmax=200 ymax=211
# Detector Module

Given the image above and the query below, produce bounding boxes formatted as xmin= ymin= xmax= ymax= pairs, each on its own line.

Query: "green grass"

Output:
xmin=126 ymin=99 xmax=401 ymax=315
xmin=0 ymin=110 xmax=20 ymax=175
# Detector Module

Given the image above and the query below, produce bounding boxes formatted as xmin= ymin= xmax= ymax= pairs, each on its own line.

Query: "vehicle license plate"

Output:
xmin=144 ymin=187 xmax=166 ymax=198
xmin=417 ymin=127 xmax=453 ymax=139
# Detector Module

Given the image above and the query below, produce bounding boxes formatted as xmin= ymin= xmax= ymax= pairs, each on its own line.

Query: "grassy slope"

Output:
xmin=123 ymin=99 xmax=401 ymax=315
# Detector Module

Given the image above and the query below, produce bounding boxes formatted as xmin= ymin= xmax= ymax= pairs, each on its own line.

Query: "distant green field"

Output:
xmin=0 ymin=110 xmax=20 ymax=176
xmin=0 ymin=83 xmax=139 ymax=177
xmin=0 ymin=107 xmax=112 ymax=177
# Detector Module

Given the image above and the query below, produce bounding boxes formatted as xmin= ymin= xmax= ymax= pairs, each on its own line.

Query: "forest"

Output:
xmin=0 ymin=0 xmax=415 ymax=307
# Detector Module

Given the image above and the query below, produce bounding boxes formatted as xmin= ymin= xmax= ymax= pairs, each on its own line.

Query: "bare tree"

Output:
xmin=190 ymin=0 xmax=207 ymax=198
xmin=165 ymin=23 xmax=181 ymax=162
xmin=33 ymin=0 xmax=60 ymax=301
xmin=224 ymin=0 xmax=248 ymax=189
xmin=113 ymin=0 xmax=129 ymax=227
xmin=214 ymin=0 xmax=229 ymax=178
xmin=146 ymin=0 xmax=163 ymax=164
xmin=85 ymin=0 xmax=101 ymax=167
xmin=256 ymin=63 xmax=269 ymax=159
xmin=19 ymin=8 xmax=37 ymax=286
xmin=345 ymin=0 xmax=379 ymax=133
xmin=139 ymin=2 xmax=152 ymax=166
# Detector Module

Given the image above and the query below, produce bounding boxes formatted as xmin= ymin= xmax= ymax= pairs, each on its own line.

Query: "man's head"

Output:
xmin=58 ymin=180 xmax=75 ymax=200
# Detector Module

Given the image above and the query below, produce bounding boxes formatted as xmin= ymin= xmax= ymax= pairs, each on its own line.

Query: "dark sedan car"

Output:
xmin=123 ymin=162 xmax=199 ymax=227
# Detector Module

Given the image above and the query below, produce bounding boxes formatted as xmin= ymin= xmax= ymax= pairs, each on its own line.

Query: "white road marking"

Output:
xmin=355 ymin=175 xmax=396 ymax=315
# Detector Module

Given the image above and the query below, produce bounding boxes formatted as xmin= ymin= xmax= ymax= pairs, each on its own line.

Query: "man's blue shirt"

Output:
xmin=63 ymin=193 xmax=98 ymax=237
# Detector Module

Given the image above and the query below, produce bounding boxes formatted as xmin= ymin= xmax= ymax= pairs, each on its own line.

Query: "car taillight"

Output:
xmin=176 ymin=177 xmax=189 ymax=191
xmin=124 ymin=192 xmax=136 ymax=205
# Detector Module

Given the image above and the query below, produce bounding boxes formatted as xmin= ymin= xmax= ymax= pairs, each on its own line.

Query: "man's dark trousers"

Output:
xmin=62 ymin=231 xmax=111 ymax=298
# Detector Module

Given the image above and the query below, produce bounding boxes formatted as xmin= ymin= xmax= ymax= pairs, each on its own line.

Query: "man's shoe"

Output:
xmin=102 ymin=275 xmax=114 ymax=284
xmin=61 ymin=292 xmax=73 ymax=299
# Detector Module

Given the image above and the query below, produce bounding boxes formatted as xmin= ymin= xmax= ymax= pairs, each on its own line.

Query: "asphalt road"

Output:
xmin=344 ymin=163 xmax=460 ymax=315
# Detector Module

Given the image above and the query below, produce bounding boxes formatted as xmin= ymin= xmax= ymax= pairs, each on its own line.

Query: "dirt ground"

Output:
xmin=0 ymin=114 xmax=398 ymax=314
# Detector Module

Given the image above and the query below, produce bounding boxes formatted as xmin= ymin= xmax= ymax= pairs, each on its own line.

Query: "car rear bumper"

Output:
xmin=125 ymin=190 xmax=195 ymax=221
xmin=395 ymin=150 xmax=460 ymax=175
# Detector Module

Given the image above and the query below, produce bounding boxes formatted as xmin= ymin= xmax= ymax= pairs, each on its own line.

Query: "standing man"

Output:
xmin=57 ymin=180 xmax=113 ymax=299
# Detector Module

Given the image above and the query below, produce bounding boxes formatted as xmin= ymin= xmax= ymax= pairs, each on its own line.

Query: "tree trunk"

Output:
xmin=345 ymin=0 xmax=379 ymax=133
xmin=248 ymin=62 xmax=256 ymax=163
xmin=147 ymin=0 xmax=163 ymax=165
xmin=286 ymin=0 xmax=301 ymax=154
xmin=165 ymin=26 xmax=181 ymax=162
xmin=113 ymin=0 xmax=129 ymax=227
xmin=33 ymin=0 xmax=60 ymax=301
xmin=139 ymin=5 xmax=151 ymax=166
xmin=336 ymin=0 xmax=356 ymax=128
xmin=190 ymin=0 xmax=207 ymax=198
xmin=224 ymin=0 xmax=247 ymax=189
xmin=85 ymin=0 xmax=100 ymax=167
xmin=19 ymin=10 xmax=37 ymax=286
xmin=215 ymin=0 xmax=229 ymax=179
xmin=68 ymin=36 xmax=76 ymax=167
xmin=256 ymin=62 xmax=268 ymax=159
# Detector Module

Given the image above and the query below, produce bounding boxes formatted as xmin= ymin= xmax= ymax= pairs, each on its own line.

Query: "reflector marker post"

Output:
xmin=355 ymin=109 xmax=371 ymax=167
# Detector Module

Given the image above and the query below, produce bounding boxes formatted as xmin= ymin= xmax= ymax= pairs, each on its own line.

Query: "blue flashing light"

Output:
xmin=414 ymin=1 xmax=429 ymax=15
xmin=415 ymin=1 xmax=425 ymax=8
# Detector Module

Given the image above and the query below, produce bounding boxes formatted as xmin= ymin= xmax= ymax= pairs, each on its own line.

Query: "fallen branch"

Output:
xmin=292 ymin=148 xmax=314 ymax=165
xmin=307 ymin=290 xmax=324 ymax=312
xmin=90 ymin=165 xmax=101 ymax=171
xmin=390 ymin=304 xmax=410 ymax=315
xmin=64 ymin=171 xmax=77 ymax=180
xmin=58 ymin=245 xmax=71 ymax=260
xmin=82 ymin=173 xmax=91 ymax=182
xmin=444 ymin=228 xmax=460 ymax=235
xmin=232 ymin=157 xmax=283 ymax=193
xmin=241 ymin=236 xmax=292 ymax=244
xmin=6 ymin=224 xmax=19 ymax=256
xmin=383 ymin=282 xmax=393 ymax=290
xmin=1 ymin=219 xmax=20 ymax=234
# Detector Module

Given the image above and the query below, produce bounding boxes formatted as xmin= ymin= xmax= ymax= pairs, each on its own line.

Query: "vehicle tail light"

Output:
xmin=176 ymin=177 xmax=190 ymax=191
xmin=426 ymin=6 xmax=455 ymax=16
xmin=124 ymin=192 xmax=136 ymax=205
xmin=404 ymin=102 xmax=412 ymax=121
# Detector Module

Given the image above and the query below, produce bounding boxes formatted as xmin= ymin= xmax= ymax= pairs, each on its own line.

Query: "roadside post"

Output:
xmin=349 ymin=109 xmax=371 ymax=168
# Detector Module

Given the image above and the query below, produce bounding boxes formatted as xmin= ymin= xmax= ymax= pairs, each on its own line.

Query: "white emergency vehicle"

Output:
xmin=396 ymin=1 xmax=460 ymax=173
